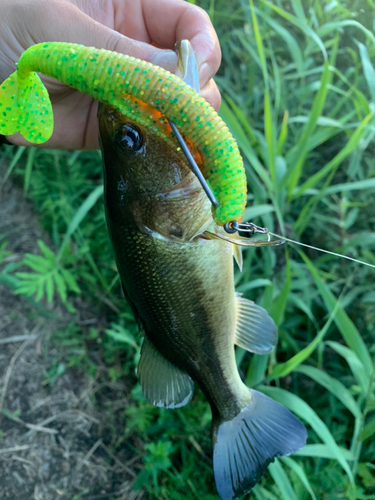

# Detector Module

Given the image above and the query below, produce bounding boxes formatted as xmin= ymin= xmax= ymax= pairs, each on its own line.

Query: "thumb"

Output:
xmin=40 ymin=1 xmax=178 ymax=73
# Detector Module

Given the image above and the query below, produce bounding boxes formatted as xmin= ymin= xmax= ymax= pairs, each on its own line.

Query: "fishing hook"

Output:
xmin=167 ymin=119 xmax=219 ymax=208
xmin=169 ymin=122 xmax=281 ymax=247
xmin=224 ymin=221 xmax=271 ymax=242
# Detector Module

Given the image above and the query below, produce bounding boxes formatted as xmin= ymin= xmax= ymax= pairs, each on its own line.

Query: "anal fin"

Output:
xmin=137 ymin=336 xmax=194 ymax=409
xmin=235 ymin=295 xmax=278 ymax=354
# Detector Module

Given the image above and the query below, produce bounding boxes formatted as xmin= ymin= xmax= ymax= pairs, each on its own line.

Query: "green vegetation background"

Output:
xmin=1 ymin=0 xmax=375 ymax=498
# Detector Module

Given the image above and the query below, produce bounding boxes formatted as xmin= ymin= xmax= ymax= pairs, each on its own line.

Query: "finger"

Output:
xmin=37 ymin=1 xmax=178 ymax=72
xmin=40 ymin=3 xmax=222 ymax=111
xmin=200 ymin=78 xmax=221 ymax=112
xmin=139 ymin=0 xmax=221 ymax=89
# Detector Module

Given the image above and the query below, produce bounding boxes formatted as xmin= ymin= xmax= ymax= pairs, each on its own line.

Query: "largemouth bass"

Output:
xmin=98 ymin=41 xmax=307 ymax=500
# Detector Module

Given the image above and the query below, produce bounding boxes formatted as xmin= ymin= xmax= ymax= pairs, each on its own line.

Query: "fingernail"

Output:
xmin=152 ymin=50 xmax=178 ymax=74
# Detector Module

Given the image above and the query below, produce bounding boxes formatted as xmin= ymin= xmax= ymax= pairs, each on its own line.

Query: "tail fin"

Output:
xmin=0 ymin=70 xmax=53 ymax=143
xmin=212 ymin=389 xmax=307 ymax=500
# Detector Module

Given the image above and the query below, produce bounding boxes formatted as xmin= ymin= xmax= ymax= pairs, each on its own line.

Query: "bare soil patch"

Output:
xmin=0 ymin=165 xmax=145 ymax=500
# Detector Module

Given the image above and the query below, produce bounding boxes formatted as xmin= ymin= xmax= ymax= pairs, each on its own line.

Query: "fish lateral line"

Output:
xmin=0 ymin=41 xmax=247 ymax=225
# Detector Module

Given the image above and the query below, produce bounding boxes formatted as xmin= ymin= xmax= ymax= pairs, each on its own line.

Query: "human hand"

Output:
xmin=1 ymin=0 xmax=221 ymax=149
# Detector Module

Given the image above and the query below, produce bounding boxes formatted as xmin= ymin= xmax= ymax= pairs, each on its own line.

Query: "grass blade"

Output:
xmin=59 ymin=185 xmax=104 ymax=258
xmin=259 ymin=385 xmax=354 ymax=483
xmin=253 ymin=485 xmax=279 ymax=500
xmin=264 ymin=90 xmax=276 ymax=183
xmin=302 ymin=177 xmax=375 ymax=195
xmin=246 ymin=354 xmax=269 ymax=387
xmin=289 ymin=0 xmax=306 ymax=21
xmin=220 ymin=98 xmax=272 ymax=192
xmin=243 ymin=204 xmax=275 ymax=221
xmin=277 ymin=111 xmax=289 ymax=155
xmin=270 ymin=252 xmax=291 ymax=326
xmin=293 ymin=110 xmax=375 ymax=198
xmin=255 ymin=9 xmax=303 ymax=73
xmin=361 ymin=416 xmax=375 ymax=443
xmin=299 ymin=251 xmax=373 ymax=377
xmin=1 ymin=146 xmax=26 ymax=186
xmin=319 ymin=20 xmax=375 ymax=46
xmin=294 ymin=444 xmax=354 ymax=461
xmin=23 ymin=148 xmax=36 ymax=196
xmin=357 ymin=42 xmax=375 ymax=103
xmin=295 ymin=365 xmax=362 ymax=419
xmin=259 ymin=0 xmax=327 ymax=59
xmin=284 ymin=62 xmax=331 ymax=195
xmin=268 ymin=459 xmax=298 ymax=500
xmin=236 ymin=278 xmax=272 ymax=293
xmin=326 ymin=341 xmax=370 ymax=394
xmin=250 ymin=0 xmax=268 ymax=83
xmin=267 ymin=310 xmax=334 ymax=381
xmin=249 ymin=1 xmax=276 ymax=182
xmin=281 ymin=456 xmax=317 ymax=500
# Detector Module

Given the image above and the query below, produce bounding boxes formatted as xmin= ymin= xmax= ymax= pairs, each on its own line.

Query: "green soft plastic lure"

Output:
xmin=0 ymin=42 xmax=246 ymax=224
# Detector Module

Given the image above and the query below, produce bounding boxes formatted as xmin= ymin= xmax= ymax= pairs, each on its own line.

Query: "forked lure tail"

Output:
xmin=0 ymin=42 xmax=247 ymax=225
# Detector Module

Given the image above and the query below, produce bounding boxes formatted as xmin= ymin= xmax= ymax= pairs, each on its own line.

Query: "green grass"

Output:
xmin=1 ymin=0 xmax=375 ymax=498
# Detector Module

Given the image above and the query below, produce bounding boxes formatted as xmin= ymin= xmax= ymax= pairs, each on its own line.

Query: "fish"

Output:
xmin=0 ymin=41 xmax=246 ymax=225
xmin=98 ymin=40 xmax=307 ymax=500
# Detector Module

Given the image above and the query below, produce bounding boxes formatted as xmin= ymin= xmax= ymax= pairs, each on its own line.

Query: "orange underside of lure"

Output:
xmin=124 ymin=94 xmax=204 ymax=167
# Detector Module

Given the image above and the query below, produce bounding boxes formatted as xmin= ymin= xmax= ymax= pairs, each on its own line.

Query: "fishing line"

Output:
xmin=269 ymin=232 xmax=375 ymax=270
xmin=167 ymin=119 xmax=219 ymax=208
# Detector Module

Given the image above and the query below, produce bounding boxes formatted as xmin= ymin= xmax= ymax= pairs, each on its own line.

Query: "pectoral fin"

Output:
xmin=234 ymin=295 xmax=278 ymax=354
xmin=232 ymin=244 xmax=243 ymax=271
xmin=137 ymin=336 xmax=194 ymax=409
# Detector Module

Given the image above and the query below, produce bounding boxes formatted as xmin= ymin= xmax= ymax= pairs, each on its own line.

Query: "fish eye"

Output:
xmin=116 ymin=124 xmax=143 ymax=152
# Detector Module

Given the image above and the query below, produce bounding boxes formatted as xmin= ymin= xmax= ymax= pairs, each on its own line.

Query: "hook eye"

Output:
xmin=224 ymin=221 xmax=239 ymax=234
